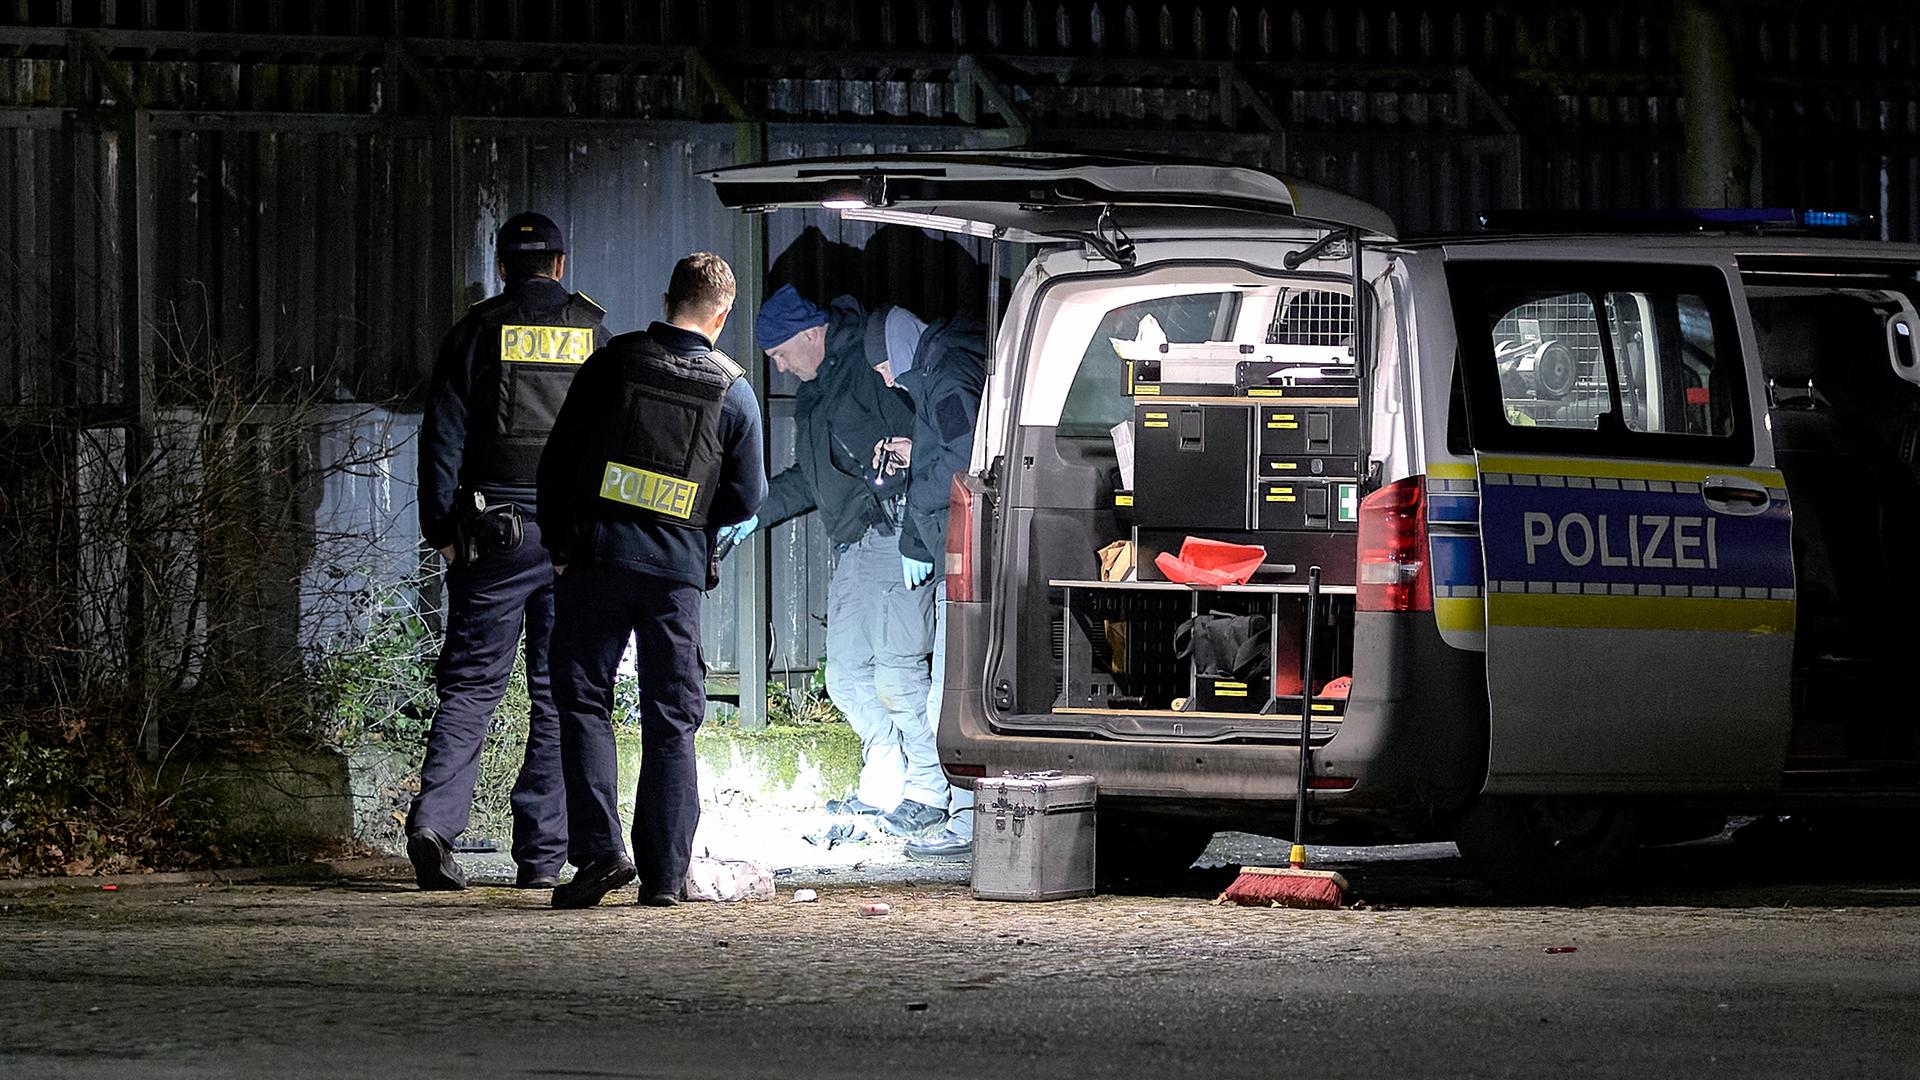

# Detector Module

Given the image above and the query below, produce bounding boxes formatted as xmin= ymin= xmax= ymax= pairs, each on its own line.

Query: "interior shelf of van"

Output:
xmin=1047 ymin=578 xmax=1359 ymax=596
xmin=1050 ymin=577 xmax=1352 ymax=721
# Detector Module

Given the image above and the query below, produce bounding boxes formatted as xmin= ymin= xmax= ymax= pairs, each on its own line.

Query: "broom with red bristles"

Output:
xmin=1214 ymin=565 xmax=1348 ymax=910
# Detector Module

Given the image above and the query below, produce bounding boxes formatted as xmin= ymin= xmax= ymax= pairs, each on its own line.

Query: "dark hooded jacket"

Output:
xmin=893 ymin=316 xmax=988 ymax=564
xmin=756 ymin=296 xmax=917 ymax=546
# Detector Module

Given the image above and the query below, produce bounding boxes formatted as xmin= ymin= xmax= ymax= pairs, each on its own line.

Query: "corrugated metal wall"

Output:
xmin=4 ymin=2 xmax=1920 ymax=693
xmin=449 ymin=123 xmax=761 ymax=665
xmin=146 ymin=123 xmax=444 ymax=400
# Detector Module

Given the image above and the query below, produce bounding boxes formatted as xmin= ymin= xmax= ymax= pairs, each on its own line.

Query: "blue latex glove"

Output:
xmin=718 ymin=516 xmax=759 ymax=548
xmin=902 ymin=555 xmax=935 ymax=589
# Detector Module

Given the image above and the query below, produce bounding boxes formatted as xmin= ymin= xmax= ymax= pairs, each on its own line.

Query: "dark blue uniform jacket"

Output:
xmin=535 ymin=321 xmax=766 ymax=589
xmin=418 ymin=276 xmax=609 ymax=550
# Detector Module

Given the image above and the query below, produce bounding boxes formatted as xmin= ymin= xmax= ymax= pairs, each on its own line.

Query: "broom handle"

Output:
xmin=1293 ymin=565 xmax=1321 ymax=862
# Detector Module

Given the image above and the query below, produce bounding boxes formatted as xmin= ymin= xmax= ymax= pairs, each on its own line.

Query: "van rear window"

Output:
xmin=1057 ymin=292 xmax=1238 ymax=437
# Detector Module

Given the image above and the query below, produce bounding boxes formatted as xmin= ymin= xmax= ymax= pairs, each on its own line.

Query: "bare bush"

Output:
xmin=0 ymin=296 xmax=413 ymax=875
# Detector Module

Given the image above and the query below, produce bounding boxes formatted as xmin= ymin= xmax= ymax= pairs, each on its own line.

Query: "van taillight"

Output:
xmin=1356 ymin=475 xmax=1431 ymax=612
xmin=945 ymin=474 xmax=977 ymax=602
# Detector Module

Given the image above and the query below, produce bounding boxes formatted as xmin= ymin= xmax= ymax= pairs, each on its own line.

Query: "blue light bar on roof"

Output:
xmin=1477 ymin=208 xmax=1873 ymax=233
xmin=1797 ymin=209 xmax=1862 ymax=228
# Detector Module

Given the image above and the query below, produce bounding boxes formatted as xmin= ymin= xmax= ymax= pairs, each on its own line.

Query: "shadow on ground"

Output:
xmin=1122 ymin=823 xmax=1920 ymax=910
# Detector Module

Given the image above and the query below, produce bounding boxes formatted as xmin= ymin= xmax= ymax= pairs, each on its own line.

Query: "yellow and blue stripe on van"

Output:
xmin=1424 ymin=462 xmax=1487 ymax=639
xmin=1474 ymin=455 xmax=1795 ymax=634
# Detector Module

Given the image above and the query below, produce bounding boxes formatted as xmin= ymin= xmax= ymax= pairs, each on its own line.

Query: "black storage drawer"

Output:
xmin=1195 ymin=673 xmax=1270 ymax=713
xmin=1258 ymin=454 xmax=1359 ymax=482
xmin=1256 ymin=479 xmax=1361 ymax=532
xmin=1134 ymin=403 xmax=1252 ymax=529
xmin=1259 ymin=404 xmax=1362 ymax=456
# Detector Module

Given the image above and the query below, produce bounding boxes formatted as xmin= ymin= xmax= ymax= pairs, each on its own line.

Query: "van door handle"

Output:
xmin=1701 ymin=475 xmax=1770 ymax=516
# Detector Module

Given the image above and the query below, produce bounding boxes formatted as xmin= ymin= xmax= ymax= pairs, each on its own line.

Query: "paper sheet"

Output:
xmin=1111 ymin=420 xmax=1135 ymax=491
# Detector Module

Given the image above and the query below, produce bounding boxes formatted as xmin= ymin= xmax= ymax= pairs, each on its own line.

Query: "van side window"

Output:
xmin=1489 ymin=292 xmax=1607 ymax=431
xmin=1610 ymin=292 xmax=1740 ymax=438
xmin=1057 ymin=292 xmax=1237 ymax=438
xmin=1453 ymin=263 xmax=1753 ymax=464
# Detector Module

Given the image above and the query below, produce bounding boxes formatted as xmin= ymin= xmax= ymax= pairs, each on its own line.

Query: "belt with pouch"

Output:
xmin=451 ymin=489 xmax=526 ymax=567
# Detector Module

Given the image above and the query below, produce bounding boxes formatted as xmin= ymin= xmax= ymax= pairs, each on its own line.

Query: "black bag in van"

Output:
xmin=1173 ymin=611 xmax=1271 ymax=680
xmin=1176 ymin=610 xmax=1274 ymax=712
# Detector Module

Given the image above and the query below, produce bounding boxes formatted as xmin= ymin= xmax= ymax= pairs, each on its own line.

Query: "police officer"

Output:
xmin=408 ymin=211 xmax=609 ymax=891
xmin=863 ymin=306 xmax=989 ymax=860
xmin=537 ymin=252 xmax=766 ymax=909
xmin=718 ymin=286 xmax=943 ymax=836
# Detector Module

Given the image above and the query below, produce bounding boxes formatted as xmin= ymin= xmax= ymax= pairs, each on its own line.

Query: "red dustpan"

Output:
xmin=1154 ymin=536 xmax=1267 ymax=586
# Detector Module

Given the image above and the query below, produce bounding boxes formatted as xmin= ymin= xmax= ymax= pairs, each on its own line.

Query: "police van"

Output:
xmin=705 ymin=153 xmax=1920 ymax=895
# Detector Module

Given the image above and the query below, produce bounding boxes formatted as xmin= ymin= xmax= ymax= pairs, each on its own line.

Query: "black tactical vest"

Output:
xmin=586 ymin=332 xmax=743 ymax=529
xmin=462 ymin=289 xmax=606 ymax=493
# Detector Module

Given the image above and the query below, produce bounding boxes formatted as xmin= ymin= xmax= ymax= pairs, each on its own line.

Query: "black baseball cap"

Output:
xmin=495 ymin=211 xmax=565 ymax=255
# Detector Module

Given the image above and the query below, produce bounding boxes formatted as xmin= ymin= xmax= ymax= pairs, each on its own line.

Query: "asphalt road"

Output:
xmin=2 ymin=836 xmax=1917 ymax=1079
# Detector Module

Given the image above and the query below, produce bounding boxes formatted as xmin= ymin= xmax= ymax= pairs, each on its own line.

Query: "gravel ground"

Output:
xmin=3 ymin=836 xmax=1917 ymax=1079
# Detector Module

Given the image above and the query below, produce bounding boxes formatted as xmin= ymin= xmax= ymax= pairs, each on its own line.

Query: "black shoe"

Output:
xmin=407 ymin=829 xmax=468 ymax=891
xmin=515 ymin=869 xmax=560 ymax=889
xmin=905 ymin=828 xmax=973 ymax=862
xmin=639 ymin=891 xmax=681 ymax=907
xmin=825 ymin=796 xmax=887 ymax=817
xmin=550 ymin=855 xmax=637 ymax=910
xmin=878 ymin=799 xmax=948 ymax=838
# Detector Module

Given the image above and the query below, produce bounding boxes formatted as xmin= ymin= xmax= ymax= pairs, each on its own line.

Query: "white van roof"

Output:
xmin=701 ymin=151 xmax=1398 ymax=243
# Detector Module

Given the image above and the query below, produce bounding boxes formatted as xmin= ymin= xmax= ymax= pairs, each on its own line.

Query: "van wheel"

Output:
xmin=1096 ymin=814 xmax=1214 ymax=888
xmin=1453 ymin=795 xmax=1641 ymax=901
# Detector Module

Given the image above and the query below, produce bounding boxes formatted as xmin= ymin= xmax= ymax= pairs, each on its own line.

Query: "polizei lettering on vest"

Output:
xmin=500 ymin=324 xmax=593 ymax=364
xmin=1522 ymin=511 xmax=1719 ymax=571
xmin=598 ymin=461 xmax=700 ymax=520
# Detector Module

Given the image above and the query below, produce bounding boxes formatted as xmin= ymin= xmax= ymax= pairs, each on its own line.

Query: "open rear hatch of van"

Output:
xmin=703 ymin=151 xmax=1397 ymax=249
xmin=702 ymin=152 xmax=1397 ymax=745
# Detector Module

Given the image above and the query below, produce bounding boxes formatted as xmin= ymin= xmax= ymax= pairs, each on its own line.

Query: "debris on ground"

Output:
xmin=684 ymin=855 xmax=775 ymax=902
xmin=802 ymin=822 xmax=869 ymax=849
xmin=858 ymin=902 xmax=892 ymax=917
xmin=790 ymin=888 xmax=818 ymax=904
xmin=1544 ymin=946 xmax=1578 ymax=954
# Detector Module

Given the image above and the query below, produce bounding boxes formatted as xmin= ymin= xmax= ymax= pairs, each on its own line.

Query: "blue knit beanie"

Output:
xmin=755 ymin=284 xmax=828 ymax=350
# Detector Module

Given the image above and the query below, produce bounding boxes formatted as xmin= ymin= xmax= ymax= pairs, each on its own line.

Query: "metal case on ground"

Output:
xmin=970 ymin=772 xmax=1098 ymax=901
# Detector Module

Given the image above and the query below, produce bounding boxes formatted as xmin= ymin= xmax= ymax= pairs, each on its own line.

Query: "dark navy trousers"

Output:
xmin=551 ymin=562 xmax=706 ymax=895
xmin=407 ymin=519 xmax=568 ymax=878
